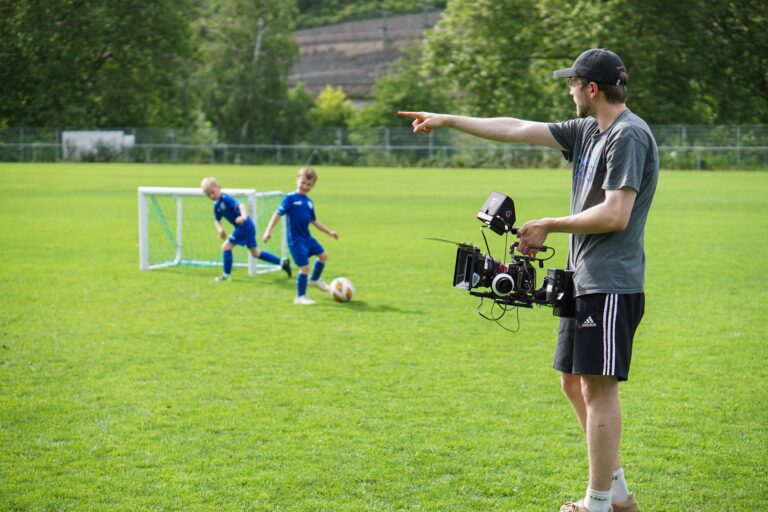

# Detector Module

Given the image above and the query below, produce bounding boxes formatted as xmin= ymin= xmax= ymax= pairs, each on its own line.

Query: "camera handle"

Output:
xmin=509 ymin=242 xmax=555 ymax=268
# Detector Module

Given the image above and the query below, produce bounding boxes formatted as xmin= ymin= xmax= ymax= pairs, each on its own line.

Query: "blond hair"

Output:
xmin=297 ymin=167 xmax=317 ymax=182
xmin=200 ymin=176 xmax=219 ymax=191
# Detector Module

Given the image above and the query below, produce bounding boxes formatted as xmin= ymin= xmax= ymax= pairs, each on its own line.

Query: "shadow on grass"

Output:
xmin=154 ymin=269 xmax=423 ymax=315
xmin=317 ymin=300 xmax=424 ymax=315
xmin=158 ymin=267 xmax=292 ymax=285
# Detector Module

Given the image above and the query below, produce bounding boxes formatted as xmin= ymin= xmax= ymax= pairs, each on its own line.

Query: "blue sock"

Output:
xmin=223 ymin=250 xmax=233 ymax=275
xmin=310 ymin=261 xmax=325 ymax=281
xmin=297 ymin=274 xmax=308 ymax=297
xmin=257 ymin=250 xmax=281 ymax=265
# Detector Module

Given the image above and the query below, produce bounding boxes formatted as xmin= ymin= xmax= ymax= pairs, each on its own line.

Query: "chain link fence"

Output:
xmin=1 ymin=125 xmax=767 ymax=170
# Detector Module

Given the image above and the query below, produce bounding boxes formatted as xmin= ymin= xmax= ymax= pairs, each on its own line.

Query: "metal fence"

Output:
xmin=1 ymin=125 xmax=767 ymax=170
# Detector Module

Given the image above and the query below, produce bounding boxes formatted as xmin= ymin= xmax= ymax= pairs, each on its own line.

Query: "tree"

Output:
xmin=279 ymin=83 xmax=316 ymax=143
xmin=308 ymin=85 xmax=355 ymax=128
xmin=523 ymin=0 xmax=703 ymax=123
xmin=422 ymin=0 xmax=552 ymax=119
xmin=695 ymin=0 xmax=768 ymax=123
xmin=196 ymin=0 xmax=299 ymax=144
xmin=351 ymin=44 xmax=448 ymax=128
xmin=416 ymin=0 xmax=768 ymax=124
xmin=0 ymin=0 xmax=198 ymax=127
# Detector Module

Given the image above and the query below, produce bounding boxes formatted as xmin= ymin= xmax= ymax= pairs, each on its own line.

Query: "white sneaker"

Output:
xmin=309 ymin=278 xmax=329 ymax=291
xmin=214 ymin=274 xmax=230 ymax=282
xmin=294 ymin=295 xmax=316 ymax=305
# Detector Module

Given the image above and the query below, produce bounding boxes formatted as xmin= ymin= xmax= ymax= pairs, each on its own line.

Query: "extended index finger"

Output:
xmin=397 ymin=111 xmax=423 ymax=120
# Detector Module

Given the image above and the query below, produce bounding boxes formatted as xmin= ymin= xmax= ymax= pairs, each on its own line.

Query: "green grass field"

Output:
xmin=1 ymin=163 xmax=766 ymax=511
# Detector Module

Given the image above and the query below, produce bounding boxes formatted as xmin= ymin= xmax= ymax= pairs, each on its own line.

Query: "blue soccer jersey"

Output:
xmin=214 ymin=193 xmax=242 ymax=226
xmin=277 ymin=192 xmax=316 ymax=243
xmin=214 ymin=193 xmax=257 ymax=249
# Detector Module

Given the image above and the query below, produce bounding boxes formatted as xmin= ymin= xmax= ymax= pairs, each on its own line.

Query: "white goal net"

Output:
xmin=138 ymin=187 xmax=287 ymax=275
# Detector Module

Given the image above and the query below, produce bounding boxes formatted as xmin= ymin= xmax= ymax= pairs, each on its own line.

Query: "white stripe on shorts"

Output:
xmin=610 ymin=294 xmax=618 ymax=374
xmin=603 ymin=294 xmax=618 ymax=375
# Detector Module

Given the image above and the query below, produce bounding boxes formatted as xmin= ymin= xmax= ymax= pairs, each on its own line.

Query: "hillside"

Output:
xmin=297 ymin=0 xmax=446 ymax=29
xmin=289 ymin=10 xmax=442 ymax=100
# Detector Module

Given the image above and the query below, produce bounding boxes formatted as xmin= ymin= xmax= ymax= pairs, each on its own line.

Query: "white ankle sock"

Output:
xmin=611 ymin=467 xmax=631 ymax=502
xmin=584 ymin=488 xmax=611 ymax=512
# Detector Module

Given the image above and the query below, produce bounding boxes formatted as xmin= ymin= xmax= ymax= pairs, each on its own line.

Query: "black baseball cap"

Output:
xmin=553 ymin=48 xmax=628 ymax=86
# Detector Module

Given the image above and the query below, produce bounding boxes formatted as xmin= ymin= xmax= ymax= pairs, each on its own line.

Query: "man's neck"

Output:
xmin=595 ymin=103 xmax=628 ymax=132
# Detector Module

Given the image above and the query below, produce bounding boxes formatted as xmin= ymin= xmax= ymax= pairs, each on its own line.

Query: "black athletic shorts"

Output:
xmin=553 ymin=293 xmax=644 ymax=382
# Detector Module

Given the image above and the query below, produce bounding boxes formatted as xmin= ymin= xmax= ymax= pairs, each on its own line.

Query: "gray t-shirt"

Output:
xmin=548 ymin=110 xmax=658 ymax=297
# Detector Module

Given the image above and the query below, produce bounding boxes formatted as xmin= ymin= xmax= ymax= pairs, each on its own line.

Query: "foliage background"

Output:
xmin=367 ymin=0 xmax=768 ymax=126
xmin=0 ymin=0 xmax=199 ymax=128
xmin=2 ymin=0 xmax=766 ymax=137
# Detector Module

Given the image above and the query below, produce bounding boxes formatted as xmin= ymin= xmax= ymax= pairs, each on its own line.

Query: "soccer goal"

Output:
xmin=138 ymin=187 xmax=287 ymax=275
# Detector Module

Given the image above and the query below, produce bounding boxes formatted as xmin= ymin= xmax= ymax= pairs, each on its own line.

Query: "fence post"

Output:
xmin=20 ymin=128 xmax=24 ymax=161
xmin=385 ymin=127 xmax=391 ymax=157
xmin=736 ymin=125 xmax=741 ymax=168
xmin=428 ymin=130 xmax=434 ymax=159
xmin=171 ymin=130 xmax=179 ymax=163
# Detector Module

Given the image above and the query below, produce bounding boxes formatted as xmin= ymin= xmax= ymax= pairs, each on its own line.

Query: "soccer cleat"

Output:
xmin=294 ymin=295 xmax=316 ymax=305
xmin=612 ymin=494 xmax=638 ymax=512
xmin=308 ymin=278 xmax=329 ymax=291
xmin=281 ymin=258 xmax=292 ymax=278
xmin=214 ymin=274 xmax=231 ymax=282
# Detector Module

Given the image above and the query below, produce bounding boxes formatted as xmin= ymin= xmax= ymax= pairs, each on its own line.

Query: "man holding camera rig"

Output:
xmin=399 ymin=48 xmax=658 ymax=512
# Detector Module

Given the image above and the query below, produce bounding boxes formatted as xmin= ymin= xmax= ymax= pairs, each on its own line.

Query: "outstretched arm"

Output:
xmin=397 ymin=111 xmax=563 ymax=149
xmin=311 ymin=220 xmax=338 ymax=240
xmin=262 ymin=212 xmax=281 ymax=243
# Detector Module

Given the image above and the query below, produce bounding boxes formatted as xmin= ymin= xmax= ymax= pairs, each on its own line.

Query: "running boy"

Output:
xmin=262 ymin=167 xmax=338 ymax=305
xmin=201 ymin=177 xmax=291 ymax=281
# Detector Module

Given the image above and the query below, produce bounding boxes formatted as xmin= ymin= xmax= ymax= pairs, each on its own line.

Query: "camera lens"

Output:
xmin=491 ymin=273 xmax=514 ymax=296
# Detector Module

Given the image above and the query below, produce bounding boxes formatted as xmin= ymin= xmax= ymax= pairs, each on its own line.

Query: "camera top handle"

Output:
xmin=509 ymin=241 xmax=555 ymax=268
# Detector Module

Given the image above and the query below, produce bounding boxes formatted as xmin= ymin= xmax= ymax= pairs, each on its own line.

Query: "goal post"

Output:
xmin=138 ymin=186 xmax=287 ymax=275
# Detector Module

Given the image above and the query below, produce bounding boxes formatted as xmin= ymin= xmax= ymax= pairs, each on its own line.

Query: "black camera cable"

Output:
xmin=477 ymin=296 xmax=521 ymax=333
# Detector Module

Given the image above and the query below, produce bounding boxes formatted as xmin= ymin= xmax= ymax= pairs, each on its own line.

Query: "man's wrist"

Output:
xmin=543 ymin=217 xmax=562 ymax=233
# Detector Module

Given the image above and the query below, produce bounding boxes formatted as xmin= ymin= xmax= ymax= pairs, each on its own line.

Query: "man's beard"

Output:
xmin=576 ymin=99 xmax=593 ymax=118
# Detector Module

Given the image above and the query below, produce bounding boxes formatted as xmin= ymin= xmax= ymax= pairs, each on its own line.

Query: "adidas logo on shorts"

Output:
xmin=581 ymin=316 xmax=597 ymax=328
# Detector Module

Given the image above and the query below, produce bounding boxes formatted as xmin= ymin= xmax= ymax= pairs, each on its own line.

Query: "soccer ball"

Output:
xmin=329 ymin=277 xmax=355 ymax=302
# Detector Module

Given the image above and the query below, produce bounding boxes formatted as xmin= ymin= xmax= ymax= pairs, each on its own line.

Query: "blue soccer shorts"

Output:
xmin=228 ymin=220 xmax=257 ymax=249
xmin=289 ymin=237 xmax=324 ymax=267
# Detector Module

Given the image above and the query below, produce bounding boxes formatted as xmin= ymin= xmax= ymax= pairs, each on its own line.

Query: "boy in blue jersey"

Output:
xmin=262 ymin=167 xmax=338 ymax=305
xmin=201 ymin=177 xmax=291 ymax=281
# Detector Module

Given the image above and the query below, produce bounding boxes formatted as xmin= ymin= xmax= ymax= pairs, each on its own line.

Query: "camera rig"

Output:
xmin=432 ymin=192 xmax=575 ymax=330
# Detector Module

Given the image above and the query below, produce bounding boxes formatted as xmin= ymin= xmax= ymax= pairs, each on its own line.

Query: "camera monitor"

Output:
xmin=477 ymin=191 xmax=516 ymax=234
